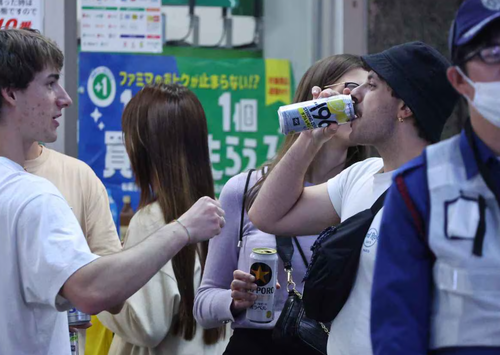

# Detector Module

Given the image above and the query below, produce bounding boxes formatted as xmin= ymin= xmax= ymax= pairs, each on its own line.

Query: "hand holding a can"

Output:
xmin=229 ymin=270 xmax=281 ymax=316
xmin=230 ymin=270 xmax=258 ymax=315
xmin=301 ymin=86 xmax=347 ymax=147
xmin=68 ymin=321 xmax=92 ymax=333
xmin=278 ymin=85 xmax=356 ymax=148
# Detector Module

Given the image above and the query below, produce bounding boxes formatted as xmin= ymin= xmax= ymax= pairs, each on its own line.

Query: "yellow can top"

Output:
xmin=252 ymin=247 xmax=277 ymax=255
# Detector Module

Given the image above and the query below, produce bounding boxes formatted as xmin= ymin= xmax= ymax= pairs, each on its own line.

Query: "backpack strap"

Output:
xmin=238 ymin=169 xmax=255 ymax=248
xmin=370 ymin=189 xmax=388 ymax=215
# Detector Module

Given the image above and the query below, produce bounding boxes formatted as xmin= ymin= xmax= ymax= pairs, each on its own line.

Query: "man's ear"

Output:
xmin=398 ymin=101 xmax=413 ymax=120
xmin=1 ymin=87 xmax=17 ymax=107
xmin=447 ymin=66 xmax=474 ymax=100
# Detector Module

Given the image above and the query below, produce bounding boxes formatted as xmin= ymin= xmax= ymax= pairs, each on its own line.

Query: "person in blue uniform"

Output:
xmin=371 ymin=1 xmax=500 ymax=354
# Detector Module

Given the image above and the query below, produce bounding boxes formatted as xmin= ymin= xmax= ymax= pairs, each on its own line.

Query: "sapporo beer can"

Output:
xmin=67 ymin=308 xmax=91 ymax=326
xmin=69 ymin=332 xmax=79 ymax=355
xmin=278 ymin=94 xmax=356 ymax=135
xmin=247 ymin=248 xmax=278 ymax=323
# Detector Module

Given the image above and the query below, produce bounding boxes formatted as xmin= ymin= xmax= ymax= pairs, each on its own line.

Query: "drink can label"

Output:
xmin=246 ymin=248 xmax=278 ymax=323
xmin=278 ymin=94 xmax=355 ymax=135
xmin=70 ymin=332 xmax=79 ymax=355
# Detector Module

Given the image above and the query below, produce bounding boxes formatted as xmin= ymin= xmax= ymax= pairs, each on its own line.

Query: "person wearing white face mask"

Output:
xmin=455 ymin=64 xmax=500 ymax=127
xmin=370 ymin=1 xmax=500 ymax=355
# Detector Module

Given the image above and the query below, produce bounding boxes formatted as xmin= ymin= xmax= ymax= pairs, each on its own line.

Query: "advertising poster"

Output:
xmin=78 ymin=52 xmax=293 ymax=232
xmin=81 ymin=0 xmax=162 ymax=53
xmin=0 ymin=0 xmax=44 ymax=32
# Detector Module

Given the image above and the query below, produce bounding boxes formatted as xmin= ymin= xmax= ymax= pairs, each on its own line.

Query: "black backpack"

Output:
xmin=302 ymin=191 xmax=387 ymax=322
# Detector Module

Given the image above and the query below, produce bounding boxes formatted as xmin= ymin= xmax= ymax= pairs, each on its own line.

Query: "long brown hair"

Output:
xmin=247 ymin=54 xmax=368 ymax=209
xmin=122 ymin=83 xmax=224 ymax=344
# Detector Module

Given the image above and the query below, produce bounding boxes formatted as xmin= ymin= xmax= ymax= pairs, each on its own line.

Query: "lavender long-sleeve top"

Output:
xmin=194 ymin=170 xmax=318 ymax=330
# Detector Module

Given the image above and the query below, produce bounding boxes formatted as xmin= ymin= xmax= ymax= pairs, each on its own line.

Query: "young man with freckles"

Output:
xmin=0 ymin=28 xmax=225 ymax=355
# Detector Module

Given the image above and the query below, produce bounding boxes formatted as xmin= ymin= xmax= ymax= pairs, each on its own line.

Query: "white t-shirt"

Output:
xmin=326 ymin=157 xmax=393 ymax=355
xmin=0 ymin=157 xmax=99 ymax=355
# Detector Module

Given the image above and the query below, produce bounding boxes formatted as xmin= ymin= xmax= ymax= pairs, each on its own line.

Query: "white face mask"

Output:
xmin=456 ymin=66 xmax=500 ymax=128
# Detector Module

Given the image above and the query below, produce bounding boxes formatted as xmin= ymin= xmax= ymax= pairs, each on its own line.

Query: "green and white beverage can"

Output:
xmin=247 ymin=248 xmax=278 ymax=323
xmin=70 ymin=332 xmax=79 ymax=355
xmin=278 ymin=94 xmax=356 ymax=135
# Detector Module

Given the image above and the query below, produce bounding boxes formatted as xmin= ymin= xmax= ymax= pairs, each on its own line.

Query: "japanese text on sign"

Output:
xmin=0 ymin=0 xmax=43 ymax=31
xmin=118 ymin=71 xmax=261 ymax=91
xmin=80 ymin=0 xmax=162 ymax=53
xmin=79 ymin=53 xmax=291 ymax=220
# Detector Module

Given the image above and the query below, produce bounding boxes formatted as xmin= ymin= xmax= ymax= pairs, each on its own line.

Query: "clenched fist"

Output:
xmin=177 ymin=196 xmax=225 ymax=244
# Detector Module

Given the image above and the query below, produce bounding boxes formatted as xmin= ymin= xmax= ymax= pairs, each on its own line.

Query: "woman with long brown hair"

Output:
xmin=99 ymin=83 xmax=228 ymax=355
xmin=193 ymin=54 xmax=368 ymax=354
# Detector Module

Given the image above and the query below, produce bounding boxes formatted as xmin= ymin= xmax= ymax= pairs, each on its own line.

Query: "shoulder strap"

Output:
xmin=275 ymin=236 xmax=294 ymax=270
xmin=276 ymin=237 xmax=309 ymax=270
xmin=293 ymin=237 xmax=308 ymax=268
xmin=238 ymin=169 xmax=255 ymax=248
xmin=370 ymin=189 xmax=388 ymax=215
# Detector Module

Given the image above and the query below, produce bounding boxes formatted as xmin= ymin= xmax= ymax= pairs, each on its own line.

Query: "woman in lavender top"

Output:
xmin=194 ymin=54 xmax=368 ymax=355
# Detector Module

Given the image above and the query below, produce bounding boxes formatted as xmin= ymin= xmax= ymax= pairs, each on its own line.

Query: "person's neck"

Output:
xmin=26 ymin=142 xmax=43 ymax=160
xmin=376 ymin=131 xmax=428 ymax=173
xmin=0 ymin=127 xmax=30 ymax=166
xmin=305 ymin=140 xmax=348 ymax=184
xmin=471 ymin=112 xmax=500 ymax=156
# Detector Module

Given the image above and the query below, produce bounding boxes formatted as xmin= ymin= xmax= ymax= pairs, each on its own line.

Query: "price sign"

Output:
xmin=0 ymin=0 xmax=44 ymax=32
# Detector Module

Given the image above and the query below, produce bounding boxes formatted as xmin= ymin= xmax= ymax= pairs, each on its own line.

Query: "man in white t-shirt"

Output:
xmin=24 ymin=142 xmax=123 ymax=355
xmin=0 ymin=28 xmax=225 ymax=355
xmin=249 ymin=42 xmax=459 ymax=354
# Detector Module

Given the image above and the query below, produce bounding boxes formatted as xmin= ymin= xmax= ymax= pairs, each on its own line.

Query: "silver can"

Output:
xmin=246 ymin=247 xmax=278 ymax=323
xmin=69 ymin=332 xmax=79 ymax=355
xmin=278 ymin=94 xmax=356 ymax=135
xmin=67 ymin=308 xmax=91 ymax=326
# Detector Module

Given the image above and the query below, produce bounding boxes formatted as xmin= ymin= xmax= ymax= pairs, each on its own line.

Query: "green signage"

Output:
xmin=79 ymin=53 xmax=294 ymax=198
xmin=175 ymin=57 xmax=292 ymax=193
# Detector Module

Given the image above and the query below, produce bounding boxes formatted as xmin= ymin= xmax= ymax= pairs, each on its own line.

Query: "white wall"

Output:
xmin=263 ymin=0 xmax=321 ymax=85
xmin=263 ymin=0 xmax=368 ymax=88
xmin=162 ymin=5 xmax=256 ymax=46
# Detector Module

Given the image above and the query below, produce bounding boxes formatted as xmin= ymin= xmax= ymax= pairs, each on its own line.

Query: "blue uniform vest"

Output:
xmin=426 ymin=135 xmax=500 ymax=349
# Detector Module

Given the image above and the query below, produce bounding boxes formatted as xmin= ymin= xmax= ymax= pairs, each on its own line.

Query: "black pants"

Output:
xmin=223 ymin=328 xmax=322 ymax=355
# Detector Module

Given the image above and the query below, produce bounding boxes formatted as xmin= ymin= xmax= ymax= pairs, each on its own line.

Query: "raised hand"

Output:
xmin=298 ymin=86 xmax=345 ymax=148
xmin=177 ymin=196 xmax=226 ymax=244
